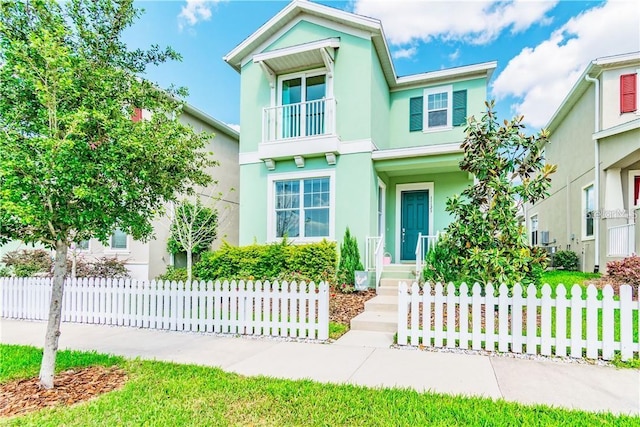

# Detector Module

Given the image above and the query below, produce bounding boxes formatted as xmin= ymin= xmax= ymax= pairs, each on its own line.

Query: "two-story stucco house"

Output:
xmin=224 ymin=1 xmax=495 ymax=282
xmin=0 ymin=104 xmax=240 ymax=280
xmin=526 ymin=52 xmax=640 ymax=273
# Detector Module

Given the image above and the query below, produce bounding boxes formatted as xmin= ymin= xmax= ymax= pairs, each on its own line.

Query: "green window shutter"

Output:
xmin=409 ymin=96 xmax=423 ymax=132
xmin=452 ymin=90 xmax=467 ymax=126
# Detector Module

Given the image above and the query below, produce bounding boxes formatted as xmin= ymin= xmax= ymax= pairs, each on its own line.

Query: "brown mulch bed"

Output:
xmin=329 ymin=288 xmax=376 ymax=325
xmin=0 ymin=366 xmax=127 ymax=418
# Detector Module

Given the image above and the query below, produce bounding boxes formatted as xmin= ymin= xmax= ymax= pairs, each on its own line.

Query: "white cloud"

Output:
xmin=392 ymin=46 xmax=417 ymax=60
xmin=226 ymin=123 xmax=240 ymax=132
xmin=353 ymin=0 xmax=557 ymax=46
xmin=448 ymin=48 xmax=460 ymax=62
xmin=178 ymin=0 xmax=220 ymax=31
xmin=493 ymin=0 xmax=640 ymax=128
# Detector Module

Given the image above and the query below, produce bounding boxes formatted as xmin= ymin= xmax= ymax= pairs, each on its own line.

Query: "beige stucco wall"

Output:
xmin=600 ymin=66 xmax=640 ymax=130
xmin=528 ymin=86 xmax=597 ymax=272
xmin=82 ymin=110 xmax=239 ymax=280
xmin=529 ymin=61 xmax=640 ymax=273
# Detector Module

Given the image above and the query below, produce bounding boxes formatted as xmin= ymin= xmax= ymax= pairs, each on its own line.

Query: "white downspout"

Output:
xmin=585 ymin=74 xmax=600 ymax=273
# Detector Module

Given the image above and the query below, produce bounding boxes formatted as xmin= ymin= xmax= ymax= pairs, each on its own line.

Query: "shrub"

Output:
xmin=194 ymin=240 xmax=337 ymax=284
xmin=156 ymin=266 xmax=189 ymax=282
xmin=0 ymin=265 xmax=12 ymax=277
xmin=606 ymin=255 xmax=640 ymax=287
xmin=422 ymin=238 xmax=459 ymax=283
xmin=553 ymin=250 xmax=579 ymax=271
xmin=336 ymin=228 xmax=364 ymax=292
xmin=1 ymin=249 xmax=52 ymax=277
xmin=84 ymin=257 xmax=130 ymax=279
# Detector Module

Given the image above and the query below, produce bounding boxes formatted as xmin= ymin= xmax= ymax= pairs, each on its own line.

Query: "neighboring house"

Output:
xmin=223 ymin=1 xmax=495 ymax=269
xmin=526 ymin=52 xmax=640 ymax=273
xmin=0 ymin=104 xmax=240 ymax=280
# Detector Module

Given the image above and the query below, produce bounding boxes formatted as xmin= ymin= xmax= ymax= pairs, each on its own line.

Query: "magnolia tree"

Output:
xmin=0 ymin=0 xmax=214 ymax=388
xmin=430 ymin=101 xmax=557 ymax=285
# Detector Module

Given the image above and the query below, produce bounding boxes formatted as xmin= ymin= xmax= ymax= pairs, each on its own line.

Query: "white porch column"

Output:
xmin=604 ymin=168 xmax=624 ymax=212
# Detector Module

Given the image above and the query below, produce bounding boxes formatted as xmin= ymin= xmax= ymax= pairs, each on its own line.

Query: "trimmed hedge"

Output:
xmin=193 ymin=240 xmax=337 ymax=284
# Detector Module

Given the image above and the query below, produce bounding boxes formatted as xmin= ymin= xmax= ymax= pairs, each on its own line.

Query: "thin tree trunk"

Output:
xmin=39 ymin=239 xmax=68 ymax=389
xmin=186 ymin=249 xmax=192 ymax=282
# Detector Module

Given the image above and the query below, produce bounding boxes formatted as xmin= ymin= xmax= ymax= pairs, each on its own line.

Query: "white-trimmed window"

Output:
xmin=424 ymin=85 xmax=453 ymax=130
xmin=583 ymin=184 xmax=595 ymax=239
xmin=76 ymin=240 xmax=89 ymax=251
xmin=530 ymin=215 xmax=539 ymax=246
xmin=110 ymin=228 xmax=128 ymax=250
xmin=268 ymin=170 xmax=335 ymax=241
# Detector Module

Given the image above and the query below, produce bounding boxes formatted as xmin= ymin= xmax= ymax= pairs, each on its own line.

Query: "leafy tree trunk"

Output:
xmin=39 ymin=239 xmax=68 ymax=389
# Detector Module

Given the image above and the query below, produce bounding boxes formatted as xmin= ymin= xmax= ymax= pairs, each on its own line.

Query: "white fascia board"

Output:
xmin=224 ymin=0 xmax=380 ymax=71
xmin=239 ymin=152 xmax=262 ymax=165
xmin=392 ymin=61 xmax=497 ymax=90
xmin=182 ymin=103 xmax=239 ymax=141
xmin=253 ymin=38 xmax=340 ymax=64
xmin=593 ymin=51 xmax=640 ymax=67
xmin=593 ymin=118 xmax=640 ymax=140
xmin=371 ymin=143 xmax=463 ymax=160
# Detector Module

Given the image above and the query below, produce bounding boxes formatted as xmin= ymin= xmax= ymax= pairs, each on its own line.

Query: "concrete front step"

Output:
xmin=379 ymin=278 xmax=415 ymax=288
xmin=364 ymin=295 xmax=399 ymax=312
xmin=350 ymin=311 xmax=398 ymax=333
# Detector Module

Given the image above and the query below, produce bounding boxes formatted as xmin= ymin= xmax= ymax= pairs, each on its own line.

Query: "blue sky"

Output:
xmin=125 ymin=0 xmax=640 ymax=131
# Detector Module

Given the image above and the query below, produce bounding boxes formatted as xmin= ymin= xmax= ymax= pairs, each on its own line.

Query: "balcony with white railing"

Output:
xmin=608 ymin=223 xmax=636 ymax=257
xmin=262 ymin=98 xmax=336 ymax=144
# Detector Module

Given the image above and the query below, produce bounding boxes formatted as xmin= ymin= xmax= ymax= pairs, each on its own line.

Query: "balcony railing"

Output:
xmin=263 ymin=98 xmax=335 ymax=143
xmin=608 ymin=223 xmax=636 ymax=257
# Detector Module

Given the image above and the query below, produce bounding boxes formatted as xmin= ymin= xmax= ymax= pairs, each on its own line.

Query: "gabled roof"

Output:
xmin=183 ymin=103 xmax=239 ymax=141
xmin=224 ymin=0 xmax=495 ymax=89
xmin=545 ymin=51 xmax=640 ymax=132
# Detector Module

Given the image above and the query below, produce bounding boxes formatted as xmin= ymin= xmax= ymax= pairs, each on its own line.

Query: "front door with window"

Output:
xmin=400 ymin=190 xmax=429 ymax=261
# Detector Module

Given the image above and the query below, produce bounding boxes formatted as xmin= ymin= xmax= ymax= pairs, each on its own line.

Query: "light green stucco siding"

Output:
xmin=388 ymin=78 xmax=487 ymax=148
xmin=370 ymin=48 xmax=390 ymax=149
xmin=382 ymin=171 xmax=471 ymax=262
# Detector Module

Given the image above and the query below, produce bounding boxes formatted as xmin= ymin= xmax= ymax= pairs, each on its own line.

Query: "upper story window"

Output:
xmin=278 ymin=71 xmax=328 ymax=139
xmin=409 ymin=86 xmax=467 ymax=132
xmin=620 ymin=73 xmax=637 ymax=114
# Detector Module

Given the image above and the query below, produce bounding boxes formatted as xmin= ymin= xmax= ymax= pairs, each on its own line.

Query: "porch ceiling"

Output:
xmin=373 ymin=152 xmax=463 ymax=177
xmin=252 ymin=38 xmax=339 ymax=75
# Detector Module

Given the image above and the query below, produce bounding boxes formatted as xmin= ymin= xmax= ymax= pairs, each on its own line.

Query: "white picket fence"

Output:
xmin=398 ymin=282 xmax=640 ymax=361
xmin=0 ymin=277 xmax=329 ymax=340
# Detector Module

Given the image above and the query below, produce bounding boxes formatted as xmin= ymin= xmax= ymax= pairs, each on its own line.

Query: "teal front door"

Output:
xmin=401 ymin=190 xmax=429 ymax=261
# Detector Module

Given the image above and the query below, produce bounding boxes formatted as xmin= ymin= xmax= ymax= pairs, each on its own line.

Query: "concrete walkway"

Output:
xmin=1 ymin=319 xmax=639 ymax=416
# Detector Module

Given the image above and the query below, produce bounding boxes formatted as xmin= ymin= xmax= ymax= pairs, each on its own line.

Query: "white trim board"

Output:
xmin=395 ymin=182 xmax=434 ymax=261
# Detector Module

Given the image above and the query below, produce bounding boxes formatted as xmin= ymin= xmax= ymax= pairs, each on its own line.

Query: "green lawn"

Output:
xmin=1 ymin=345 xmax=638 ymax=426
xmin=539 ymin=270 xmax=602 ymax=294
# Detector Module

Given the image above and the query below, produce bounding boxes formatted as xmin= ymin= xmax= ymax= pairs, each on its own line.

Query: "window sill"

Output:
xmin=270 ymin=237 xmax=335 ymax=244
xmin=422 ymin=126 xmax=453 ymax=134
xmin=581 ymin=236 xmax=595 ymax=242
xmin=104 ymin=250 xmax=130 ymax=255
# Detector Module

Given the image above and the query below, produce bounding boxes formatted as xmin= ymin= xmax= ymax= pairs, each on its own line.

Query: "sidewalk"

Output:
xmin=1 ymin=319 xmax=638 ymax=416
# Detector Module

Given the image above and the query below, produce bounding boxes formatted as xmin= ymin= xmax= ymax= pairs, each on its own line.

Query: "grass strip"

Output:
xmin=1 ymin=344 xmax=638 ymax=426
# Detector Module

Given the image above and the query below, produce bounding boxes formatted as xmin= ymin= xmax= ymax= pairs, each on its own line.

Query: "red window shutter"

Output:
xmin=132 ymin=107 xmax=143 ymax=122
xmin=620 ymin=73 xmax=637 ymax=113
xmin=634 ymin=175 xmax=640 ymax=206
